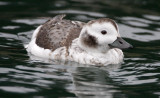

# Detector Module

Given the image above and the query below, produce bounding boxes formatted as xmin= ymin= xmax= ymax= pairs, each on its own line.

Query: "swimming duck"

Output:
xmin=26 ymin=15 xmax=133 ymax=66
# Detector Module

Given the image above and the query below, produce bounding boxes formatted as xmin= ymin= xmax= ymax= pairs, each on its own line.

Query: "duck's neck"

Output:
xmin=78 ymin=37 xmax=110 ymax=54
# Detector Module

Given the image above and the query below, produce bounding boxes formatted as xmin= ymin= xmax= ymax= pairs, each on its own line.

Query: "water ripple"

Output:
xmin=12 ymin=19 xmax=47 ymax=25
xmin=0 ymin=86 xmax=37 ymax=93
xmin=144 ymin=14 xmax=160 ymax=21
xmin=49 ymin=9 xmax=106 ymax=17
xmin=0 ymin=0 xmax=160 ymax=97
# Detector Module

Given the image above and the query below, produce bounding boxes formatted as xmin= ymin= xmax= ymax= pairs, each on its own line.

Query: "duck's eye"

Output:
xmin=101 ymin=30 xmax=107 ymax=35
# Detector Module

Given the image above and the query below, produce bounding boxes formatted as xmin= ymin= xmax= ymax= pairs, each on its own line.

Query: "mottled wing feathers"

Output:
xmin=36 ymin=15 xmax=65 ymax=49
xmin=36 ymin=15 xmax=85 ymax=51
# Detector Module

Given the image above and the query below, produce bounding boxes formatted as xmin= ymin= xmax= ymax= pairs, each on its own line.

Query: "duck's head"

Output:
xmin=78 ymin=18 xmax=133 ymax=53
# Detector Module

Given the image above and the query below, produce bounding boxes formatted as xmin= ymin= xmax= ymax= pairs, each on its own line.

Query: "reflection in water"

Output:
xmin=71 ymin=67 xmax=120 ymax=98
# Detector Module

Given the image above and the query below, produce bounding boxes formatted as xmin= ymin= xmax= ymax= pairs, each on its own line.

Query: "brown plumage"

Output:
xmin=36 ymin=15 xmax=85 ymax=52
xmin=80 ymin=31 xmax=98 ymax=48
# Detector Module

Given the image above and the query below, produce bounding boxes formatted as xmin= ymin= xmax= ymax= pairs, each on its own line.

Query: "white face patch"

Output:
xmin=86 ymin=22 xmax=119 ymax=45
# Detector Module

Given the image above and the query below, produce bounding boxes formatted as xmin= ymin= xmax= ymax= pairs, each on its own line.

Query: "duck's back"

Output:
xmin=36 ymin=15 xmax=85 ymax=51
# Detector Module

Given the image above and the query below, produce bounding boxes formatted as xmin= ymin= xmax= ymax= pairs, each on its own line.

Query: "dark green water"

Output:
xmin=0 ymin=0 xmax=160 ymax=98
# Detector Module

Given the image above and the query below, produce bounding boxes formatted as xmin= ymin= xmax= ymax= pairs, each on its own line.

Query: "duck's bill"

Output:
xmin=109 ymin=37 xmax=133 ymax=50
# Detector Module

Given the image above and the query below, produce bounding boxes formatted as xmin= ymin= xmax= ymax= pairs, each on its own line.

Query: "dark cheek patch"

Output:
xmin=81 ymin=31 xmax=98 ymax=48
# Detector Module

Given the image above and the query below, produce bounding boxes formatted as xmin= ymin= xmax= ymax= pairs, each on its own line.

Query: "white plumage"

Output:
xmin=26 ymin=15 xmax=132 ymax=66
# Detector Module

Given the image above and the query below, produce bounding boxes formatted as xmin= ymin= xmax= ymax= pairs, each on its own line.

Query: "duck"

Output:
xmin=26 ymin=14 xmax=133 ymax=66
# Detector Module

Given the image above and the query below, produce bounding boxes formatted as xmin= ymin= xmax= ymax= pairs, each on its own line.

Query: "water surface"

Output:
xmin=0 ymin=0 xmax=160 ymax=98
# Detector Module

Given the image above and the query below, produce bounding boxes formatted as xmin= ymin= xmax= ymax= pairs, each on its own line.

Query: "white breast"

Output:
xmin=68 ymin=39 xmax=124 ymax=65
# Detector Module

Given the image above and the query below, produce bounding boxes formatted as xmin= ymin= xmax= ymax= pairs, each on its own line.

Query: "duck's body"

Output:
xmin=26 ymin=15 xmax=132 ymax=66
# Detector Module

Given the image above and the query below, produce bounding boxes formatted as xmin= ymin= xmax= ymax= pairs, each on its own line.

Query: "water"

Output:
xmin=0 ymin=0 xmax=160 ymax=98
